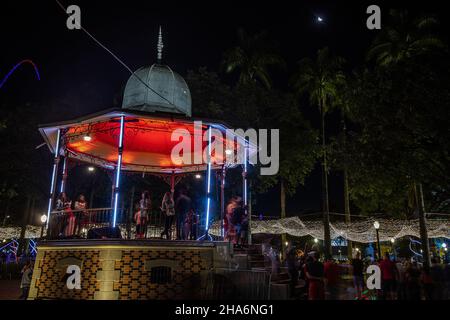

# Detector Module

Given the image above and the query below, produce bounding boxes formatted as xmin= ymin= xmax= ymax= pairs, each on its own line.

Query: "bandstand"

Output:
xmin=28 ymin=31 xmax=259 ymax=300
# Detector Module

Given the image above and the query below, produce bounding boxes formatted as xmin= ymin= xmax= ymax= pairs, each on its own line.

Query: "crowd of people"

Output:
xmin=282 ymin=247 xmax=450 ymax=300
xmin=48 ymin=187 xmax=253 ymax=243
xmin=48 ymin=189 xmax=202 ymax=240
xmin=49 ymin=192 xmax=88 ymax=238
xmin=133 ymin=189 xmax=199 ymax=240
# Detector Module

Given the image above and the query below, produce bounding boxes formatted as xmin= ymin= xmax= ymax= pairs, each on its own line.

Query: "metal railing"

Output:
xmin=45 ymin=207 xmax=203 ymax=240
xmin=204 ymin=268 xmax=271 ymax=300
xmin=47 ymin=208 xmax=116 ymax=239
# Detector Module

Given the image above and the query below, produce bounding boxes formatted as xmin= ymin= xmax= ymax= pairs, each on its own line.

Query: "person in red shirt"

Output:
xmin=379 ymin=252 xmax=398 ymax=300
xmin=305 ymin=252 xmax=325 ymax=300
xmin=323 ymin=258 xmax=340 ymax=300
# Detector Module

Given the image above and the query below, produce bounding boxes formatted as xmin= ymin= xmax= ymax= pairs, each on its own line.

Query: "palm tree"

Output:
xmin=222 ymin=28 xmax=284 ymax=89
xmin=335 ymin=82 xmax=353 ymax=258
xmin=292 ymin=47 xmax=345 ymax=259
xmin=368 ymin=10 xmax=444 ymax=270
xmin=367 ymin=9 xmax=444 ymax=66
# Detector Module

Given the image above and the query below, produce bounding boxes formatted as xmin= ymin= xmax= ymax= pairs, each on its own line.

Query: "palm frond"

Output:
xmin=415 ymin=16 xmax=439 ymax=30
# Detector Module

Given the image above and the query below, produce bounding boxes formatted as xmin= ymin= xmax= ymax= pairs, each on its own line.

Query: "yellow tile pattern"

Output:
xmin=31 ymin=246 xmax=212 ymax=300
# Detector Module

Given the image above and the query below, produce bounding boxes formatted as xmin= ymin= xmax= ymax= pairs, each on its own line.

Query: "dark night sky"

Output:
xmin=1 ymin=1 xmax=449 ymax=216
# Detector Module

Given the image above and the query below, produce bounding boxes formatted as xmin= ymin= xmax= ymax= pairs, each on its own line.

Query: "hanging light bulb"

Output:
xmin=83 ymin=134 xmax=92 ymax=142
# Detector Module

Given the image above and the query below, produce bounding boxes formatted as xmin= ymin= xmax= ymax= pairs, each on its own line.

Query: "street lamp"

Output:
xmin=374 ymin=221 xmax=381 ymax=260
xmin=40 ymin=214 xmax=47 ymax=238
xmin=390 ymin=238 xmax=397 ymax=260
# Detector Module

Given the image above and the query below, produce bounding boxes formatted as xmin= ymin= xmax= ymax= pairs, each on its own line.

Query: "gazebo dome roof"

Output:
xmin=122 ymin=64 xmax=192 ymax=117
xmin=122 ymin=27 xmax=191 ymax=116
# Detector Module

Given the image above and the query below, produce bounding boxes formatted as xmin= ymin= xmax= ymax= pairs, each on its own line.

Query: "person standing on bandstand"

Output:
xmin=160 ymin=191 xmax=175 ymax=239
xmin=175 ymin=189 xmax=191 ymax=240
xmin=139 ymin=191 xmax=151 ymax=238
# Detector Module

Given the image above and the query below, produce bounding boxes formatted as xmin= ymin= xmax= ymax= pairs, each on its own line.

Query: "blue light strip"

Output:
xmin=244 ymin=139 xmax=248 ymax=206
xmin=112 ymin=116 xmax=125 ymax=228
xmin=222 ymin=168 xmax=226 ymax=238
xmin=118 ymin=116 xmax=125 ymax=148
xmin=60 ymin=157 xmax=67 ymax=193
xmin=0 ymin=59 xmax=40 ymax=89
xmin=46 ymin=129 xmax=61 ymax=229
xmin=205 ymin=127 xmax=212 ymax=230
xmin=49 ymin=164 xmax=57 ymax=192
xmin=115 ymin=154 xmax=122 ymax=187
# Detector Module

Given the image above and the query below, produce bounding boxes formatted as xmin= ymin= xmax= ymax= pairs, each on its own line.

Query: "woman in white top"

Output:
xmin=160 ymin=192 xmax=175 ymax=239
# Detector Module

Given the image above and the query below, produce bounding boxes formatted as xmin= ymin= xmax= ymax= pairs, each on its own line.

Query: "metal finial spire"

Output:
xmin=157 ymin=26 xmax=163 ymax=63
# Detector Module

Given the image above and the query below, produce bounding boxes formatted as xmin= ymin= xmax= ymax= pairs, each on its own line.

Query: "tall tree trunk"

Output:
xmin=342 ymin=116 xmax=352 ymax=259
xmin=343 ymin=169 xmax=352 ymax=258
xmin=29 ymin=196 xmax=36 ymax=225
xmin=415 ymin=182 xmax=431 ymax=271
xmin=321 ymin=102 xmax=332 ymax=259
xmin=281 ymin=180 xmax=287 ymax=259
xmin=18 ymin=195 xmax=32 ymax=256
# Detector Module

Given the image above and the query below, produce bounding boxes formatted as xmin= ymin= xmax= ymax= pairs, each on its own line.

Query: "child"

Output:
xmin=134 ymin=208 xmax=144 ymax=239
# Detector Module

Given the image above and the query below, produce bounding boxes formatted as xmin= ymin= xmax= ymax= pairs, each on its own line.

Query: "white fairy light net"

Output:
xmin=208 ymin=215 xmax=450 ymax=243
xmin=1 ymin=216 xmax=448 ymax=243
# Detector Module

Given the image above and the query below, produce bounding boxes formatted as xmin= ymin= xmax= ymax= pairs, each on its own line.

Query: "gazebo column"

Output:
xmin=112 ymin=116 xmax=125 ymax=228
xmin=220 ymin=165 xmax=226 ymax=239
xmin=242 ymin=139 xmax=251 ymax=244
xmin=205 ymin=127 xmax=212 ymax=233
xmin=60 ymin=149 xmax=69 ymax=193
xmin=170 ymin=171 xmax=175 ymax=193
xmin=45 ymin=128 xmax=62 ymax=230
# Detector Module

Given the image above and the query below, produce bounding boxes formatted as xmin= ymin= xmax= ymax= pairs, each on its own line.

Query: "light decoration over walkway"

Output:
xmin=208 ymin=216 xmax=450 ymax=243
xmin=1 ymin=217 xmax=449 ymax=242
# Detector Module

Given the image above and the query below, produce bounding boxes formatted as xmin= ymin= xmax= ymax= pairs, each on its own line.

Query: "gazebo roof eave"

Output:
xmin=39 ymin=107 xmax=258 ymax=158
xmin=38 ymin=107 xmax=235 ymax=131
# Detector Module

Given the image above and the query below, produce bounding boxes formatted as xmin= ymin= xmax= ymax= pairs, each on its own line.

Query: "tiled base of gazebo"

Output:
xmin=28 ymin=239 xmax=232 ymax=300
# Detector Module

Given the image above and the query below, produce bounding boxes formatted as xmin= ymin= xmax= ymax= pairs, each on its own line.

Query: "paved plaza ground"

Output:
xmin=0 ymin=280 xmax=21 ymax=300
